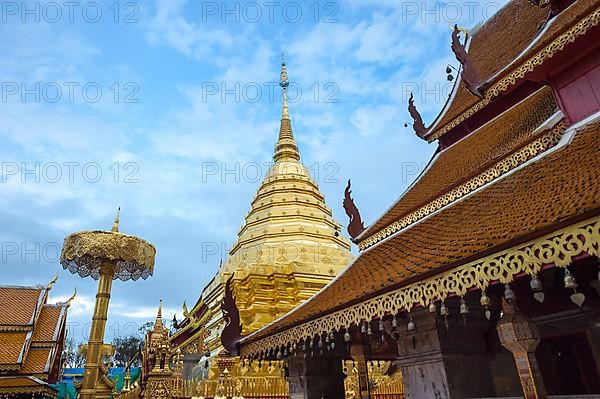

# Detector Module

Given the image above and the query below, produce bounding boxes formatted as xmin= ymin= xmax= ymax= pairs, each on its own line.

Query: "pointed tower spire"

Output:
xmin=274 ymin=54 xmax=300 ymax=163
xmin=111 ymin=207 xmax=120 ymax=232
xmin=154 ymin=299 xmax=164 ymax=330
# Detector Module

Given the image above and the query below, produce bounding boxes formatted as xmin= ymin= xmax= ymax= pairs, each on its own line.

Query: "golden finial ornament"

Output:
xmin=66 ymin=288 xmax=77 ymax=307
xmin=280 ymin=52 xmax=290 ymax=120
xmin=111 ymin=207 xmax=121 ymax=232
xmin=47 ymin=272 xmax=59 ymax=290
xmin=274 ymin=55 xmax=300 ymax=163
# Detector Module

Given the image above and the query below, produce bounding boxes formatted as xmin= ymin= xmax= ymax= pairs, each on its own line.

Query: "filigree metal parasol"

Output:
xmin=60 ymin=209 xmax=156 ymax=399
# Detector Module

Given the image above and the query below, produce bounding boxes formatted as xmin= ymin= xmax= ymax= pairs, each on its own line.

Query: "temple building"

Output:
xmin=235 ymin=0 xmax=600 ymax=398
xmin=0 ymin=277 xmax=72 ymax=398
xmin=170 ymin=60 xmax=353 ymax=385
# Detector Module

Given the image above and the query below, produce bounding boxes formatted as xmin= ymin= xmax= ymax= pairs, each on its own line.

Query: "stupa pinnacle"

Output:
xmin=274 ymin=57 xmax=300 ymax=162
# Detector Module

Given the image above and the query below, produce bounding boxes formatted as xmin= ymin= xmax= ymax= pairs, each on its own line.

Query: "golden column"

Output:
xmin=60 ymin=209 xmax=156 ymax=399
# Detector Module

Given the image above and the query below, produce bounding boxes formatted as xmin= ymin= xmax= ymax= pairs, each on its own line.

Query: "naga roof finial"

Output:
xmin=408 ymin=93 xmax=428 ymax=139
xmin=47 ymin=272 xmax=59 ymax=290
xmin=343 ymin=180 xmax=365 ymax=241
xmin=66 ymin=288 xmax=77 ymax=307
xmin=220 ymin=274 xmax=243 ymax=355
xmin=451 ymin=24 xmax=482 ymax=97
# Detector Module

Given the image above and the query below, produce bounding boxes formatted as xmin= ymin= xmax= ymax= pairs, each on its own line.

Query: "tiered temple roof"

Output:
xmin=0 ymin=279 xmax=71 ymax=398
xmin=238 ymin=0 xmax=600 ymax=356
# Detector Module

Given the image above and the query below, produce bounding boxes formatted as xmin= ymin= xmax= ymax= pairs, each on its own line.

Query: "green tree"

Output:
xmin=111 ymin=321 xmax=154 ymax=367
xmin=112 ymin=336 xmax=143 ymax=367
xmin=62 ymin=337 xmax=86 ymax=368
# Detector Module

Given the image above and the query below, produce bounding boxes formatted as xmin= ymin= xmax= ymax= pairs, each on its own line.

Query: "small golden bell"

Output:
xmin=460 ymin=299 xmax=469 ymax=314
xmin=564 ymin=269 xmax=578 ymax=289
xmin=480 ymin=292 xmax=490 ymax=307
xmin=440 ymin=302 xmax=449 ymax=316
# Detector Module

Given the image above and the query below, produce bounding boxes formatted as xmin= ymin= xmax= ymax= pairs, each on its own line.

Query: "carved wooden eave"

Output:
xmin=427 ymin=6 xmax=600 ymax=142
xmin=451 ymin=25 xmax=483 ymax=98
xmin=240 ymin=216 xmax=600 ymax=357
xmin=408 ymin=92 xmax=429 ymax=140
xmin=528 ymin=0 xmax=551 ymax=7
xmin=343 ymin=180 xmax=365 ymax=241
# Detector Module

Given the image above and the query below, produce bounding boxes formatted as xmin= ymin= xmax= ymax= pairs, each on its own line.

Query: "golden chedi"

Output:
xmin=191 ymin=59 xmax=353 ymax=352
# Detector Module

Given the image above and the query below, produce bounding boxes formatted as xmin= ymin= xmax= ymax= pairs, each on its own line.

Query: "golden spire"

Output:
xmin=154 ymin=299 xmax=163 ymax=330
xmin=111 ymin=207 xmax=120 ymax=232
xmin=274 ymin=53 xmax=300 ymax=163
xmin=280 ymin=54 xmax=290 ymax=120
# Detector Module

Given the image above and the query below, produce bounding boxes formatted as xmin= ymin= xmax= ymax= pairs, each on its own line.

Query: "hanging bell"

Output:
xmin=504 ymin=284 xmax=516 ymax=301
xmin=564 ymin=269 xmax=578 ymax=289
xmin=440 ymin=302 xmax=449 ymax=316
xmin=530 ymin=275 xmax=543 ymax=291
xmin=480 ymin=292 xmax=490 ymax=307
xmin=329 ymin=331 xmax=335 ymax=341
xmin=318 ymin=337 xmax=323 ymax=349
xmin=302 ymin=341 xmax=307 ymax=352
xmin=344 ymin=329 xmax=351 ymax=343
xmin=378 ymin=319 xmax=384 ymax=332
xmin=392 ymin=315 xmax=398 ymax=328
xmin=361 ymin=321 xmax=367 ymax=334
xmin=330 ymin=341 xmax=335 ymax=349
xmin=480 ymin=292 xmax=491 ymax=320
xmin=460 ymin=298 xmax=469 ymax=314
xmin=429 ymin=302 xmax=437 ymax=313
xmin=407 ymin=317 xmax=416 ymax=332
xmin=367 ymin=324 xmax=372 ymax=336
xmin=277 ymin=349 xmax=282 ymax=360
xmin=530 ymin=274 xmax=545 ymax=302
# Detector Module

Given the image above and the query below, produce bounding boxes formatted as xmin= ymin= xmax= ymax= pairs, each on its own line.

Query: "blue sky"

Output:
xmin=0 ymin=0 xmax=504 ymax=343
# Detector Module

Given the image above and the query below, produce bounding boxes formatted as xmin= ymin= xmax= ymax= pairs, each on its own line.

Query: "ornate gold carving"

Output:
xmin=61 ymin=230 xmax=156 ymax=281
xmin=183 ymin=357 xmax=289 ymax=398
xmin=359 ymin=123 xmax=564 ymax=250
xmin=241 ymin=216 xmax=600 ymax=357
xmin=343 ymin=360 xmax=404 ymax=399
xmin=428 ymin=6 xmax=600 ymax=142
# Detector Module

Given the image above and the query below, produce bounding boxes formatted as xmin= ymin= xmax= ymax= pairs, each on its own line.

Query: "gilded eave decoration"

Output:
xmin=241 ymin=215 xmax=600 ymax=357
xmin=359 ymin=122 xmax=564 ymax=251
xmin=427 ymin=6 xmax=600 ymax=142
xmin=0 ymin=386 xmax=57 ymax=398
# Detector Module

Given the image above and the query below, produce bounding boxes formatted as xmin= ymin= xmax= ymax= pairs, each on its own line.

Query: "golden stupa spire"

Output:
xmin=111 ymin=207 xmax=120 ymax=232
xmin=274 ymin=53 xmax=300 ymax=163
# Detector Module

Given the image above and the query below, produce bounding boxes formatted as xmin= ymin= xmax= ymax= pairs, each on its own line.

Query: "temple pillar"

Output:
xmin=396 ymin=305 xmax=495 ymax=399
xmin=350 ymin=343 xmax=371 ymax=399
xmin=182 ymin=353 xmax=204 ymax=379
xmin=496 ymin=299 xmax=547 ymax=399
xmin=287 ymin=355 xmax=345 ymax=399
